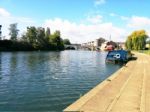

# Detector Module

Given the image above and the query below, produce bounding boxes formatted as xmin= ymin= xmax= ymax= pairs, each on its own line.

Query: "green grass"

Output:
xmin=143 ymin=50 xmax=150 ymax=55
xmin=131 ymin=50 xmax=150 ymax=55
xmin=137 ymin=50 xmax=150 ymax=55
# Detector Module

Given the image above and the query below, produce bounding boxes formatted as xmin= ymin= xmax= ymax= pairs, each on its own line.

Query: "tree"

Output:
xmin=9 ymin=23 xmax=19 ymax=40
xmin=98 ymin=37 xmax=106 ymax=46
xmin=51 ymin=30 xmax=64 ymax=50
xmin=125 ymin=30 xmax=148 ymax=50
xmin=26 ymin=26 xmax=37 ymax=45
xmin=147 ymin=37 xmax=150 ymax=45
xmin=125 ymin=36 xmax=132 ymax=50
xmin=63 ymin=39 xmax=71 ymax=45
xmin=45 ymin=27 xmax=51 ymax=41
xmin=36 ymin=27 xmax=46 ymax=48
xmin=20 ymin=32 xmax=27 ymax=42
xmin=18 ymin=26 xmax=65 ymax=50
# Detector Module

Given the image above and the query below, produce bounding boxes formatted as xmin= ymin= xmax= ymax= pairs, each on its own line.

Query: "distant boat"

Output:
xmin=105 ymin=50 xmax=132 ymax=64
xmin=104 ymin=45 xmax=114 ymax=51
xmin=100 ymin=41 xmax=116 ymax=51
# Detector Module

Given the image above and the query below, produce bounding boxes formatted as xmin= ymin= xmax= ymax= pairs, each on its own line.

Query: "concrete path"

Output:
xmin=64 ymin=53 xmax=150 ymax=112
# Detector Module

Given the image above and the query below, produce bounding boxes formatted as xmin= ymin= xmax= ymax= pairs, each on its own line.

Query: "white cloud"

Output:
xmin=87 ymin=15 xmax=103 ymax=24
xmin=120 ymin=16 xmax=129 ymax=21
xmin=108 ymin=14 xmax=150 ymax=37
xmin=0 ymin=8 xmax=10 ymax=17
xmin=0 ymin=7 xmax=37 ymax=39
xmin=127 ymin=16 xmax=150 ymax=28
xmin=94 ymin=0 xmax=106 ymax=6
xmin=109 ymin=12 xmax=129 ymax=21
xmin=126 ymin=16 xmax=150 ymax=37
xmin=109 ymin=13 xmax=117 ymax=17
xmin=44 ymin=18 xmax=126 ymax=43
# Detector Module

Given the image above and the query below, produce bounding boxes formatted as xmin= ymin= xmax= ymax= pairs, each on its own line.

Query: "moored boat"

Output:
xmin=105 ymin=50 xmax=132 ymax=64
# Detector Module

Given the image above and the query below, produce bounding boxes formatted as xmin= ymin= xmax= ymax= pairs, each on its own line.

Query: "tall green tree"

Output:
xmin=9 ymin=23 xmax=19 ymax=40
xmin=125 ymin=30 xmax=148 ymax=50
xmin=36 ymin=27 xmax=46 ymax=48
xmin=20 ymin=26 xmax=64 ymax=50
xmin=20 ymin=32 xmax=28 ymax=42
xmin=98 ymin=37 xmax=106 ymax=46
xmin=51 ymin=30 xmax=64 ymax=50
xmin=63 ymin=39 xmax=71 ymax=45
xmin=45 ymin=27 xmax=51 ymax=41
xmin=125 ymin=36 xmax=132 ymax=50
xmin=147 ymin=38 xmax=150 ymax=45
xmin=26 ymin=26 xmax=37 ymax=45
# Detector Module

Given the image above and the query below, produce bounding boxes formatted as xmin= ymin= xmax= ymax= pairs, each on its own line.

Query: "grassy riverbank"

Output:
xmin=136 ymin=50 xmax=150 ymax=55
xmin=132 ymin=50 xmax=150 ymax=55
xmin=142 ymin=50 xmax=150 ymax=55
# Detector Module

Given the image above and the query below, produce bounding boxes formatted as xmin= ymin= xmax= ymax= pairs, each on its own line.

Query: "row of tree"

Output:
xmin=125 ymin=30 xmax=149 ymax=50
xmin=21 ymin=26 xmax=64 ymax=50
xmin=0 ymin=23 xmax=71 ymax=51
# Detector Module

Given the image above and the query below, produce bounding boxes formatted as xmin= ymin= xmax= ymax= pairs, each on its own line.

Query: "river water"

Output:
xmin=0 ymin=51 xmax=122 ymax=112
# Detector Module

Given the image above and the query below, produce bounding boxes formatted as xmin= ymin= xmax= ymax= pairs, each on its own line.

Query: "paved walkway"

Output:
xmin=64 ymin=53 xmax=150 ymax=112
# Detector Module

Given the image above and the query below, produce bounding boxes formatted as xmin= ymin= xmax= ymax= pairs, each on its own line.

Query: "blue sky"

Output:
xmin=0 ymin=0 xmax=150 ymax=43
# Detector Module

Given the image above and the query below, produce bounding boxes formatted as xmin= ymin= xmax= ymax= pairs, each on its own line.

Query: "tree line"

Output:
xmin=125 ymin=30 xmax=149 ymax=50
xmin=0 ymin=23 xmax=71 ymax=51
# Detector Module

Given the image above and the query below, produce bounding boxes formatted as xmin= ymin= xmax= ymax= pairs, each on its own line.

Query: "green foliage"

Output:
xmin=125 ymin=36 xmax=132 ymax=50
xmin=51 ymin=30 xmax=64 ymax=50
xmin=9 ymin=23 xmax=19 ymax=40
xmin=97 ymin=37 xmax=106 ymax=46
xmin=1 ymin=23 xmax=70 ymax=51
xmin=26 ymin=26 xmax=37 ymax=45
xmin=36 ymin=27 xmax=46 ymax=49
xmin=0 ymin=40 xmax=34 ymax=51
xmin=45 ymin=27 xmax=51 ymax=41
xmin=143 ymin=50 xmax=150 ymax=55
xmin=22 ymin=27 xmax=65 ymax=50
xmin=63 ymin=39 xmax=71 ymax=45
xmin=125 ymin=30 xmax=148 ymax=50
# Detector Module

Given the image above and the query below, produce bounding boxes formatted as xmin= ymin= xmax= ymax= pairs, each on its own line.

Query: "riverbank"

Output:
xmin=0 ymin=40 xmax=64 ymax=51
xmin=142 ymin=50 xmax=150 ymax=55
xmin=64 ymin=52 xmax=150 ymax=112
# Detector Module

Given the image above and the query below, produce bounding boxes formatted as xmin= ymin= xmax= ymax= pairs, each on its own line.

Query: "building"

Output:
xmin=81 ymin=38 xmax=106 ymax=50
xmin=82 ymin=37 xmax=126 ymax=51
xmin=117 ymin=42 xmax=126 ymax=50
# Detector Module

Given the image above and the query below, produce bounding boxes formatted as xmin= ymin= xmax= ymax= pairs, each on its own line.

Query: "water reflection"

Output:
xmin=0 ymin=52 xmax=2 ymax=79
xmin=0 ymin=51 xmax=122 ymax=112
xmin=10 ymin=53 xmax=18 ymax=72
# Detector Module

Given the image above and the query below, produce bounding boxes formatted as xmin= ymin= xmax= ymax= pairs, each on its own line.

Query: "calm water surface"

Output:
xmin=0 ymin=51 xmax=122 ymax=112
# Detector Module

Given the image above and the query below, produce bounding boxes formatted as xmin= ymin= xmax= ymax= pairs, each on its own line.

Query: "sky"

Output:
xmin=0 ymin=0 xmax=150 ymax=43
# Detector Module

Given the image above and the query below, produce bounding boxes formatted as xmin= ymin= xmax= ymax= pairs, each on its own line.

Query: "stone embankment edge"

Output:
xmin=64 ymin=61 xmax=131 ymax=112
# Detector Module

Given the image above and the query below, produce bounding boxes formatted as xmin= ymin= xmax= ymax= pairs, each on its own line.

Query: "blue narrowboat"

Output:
xmin=105 ymin=50 xmax=132 ymax=63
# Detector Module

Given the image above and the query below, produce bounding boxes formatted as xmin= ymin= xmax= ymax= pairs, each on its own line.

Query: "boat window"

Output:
xmin=108 ymin=52 xmax=116 ymax=56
